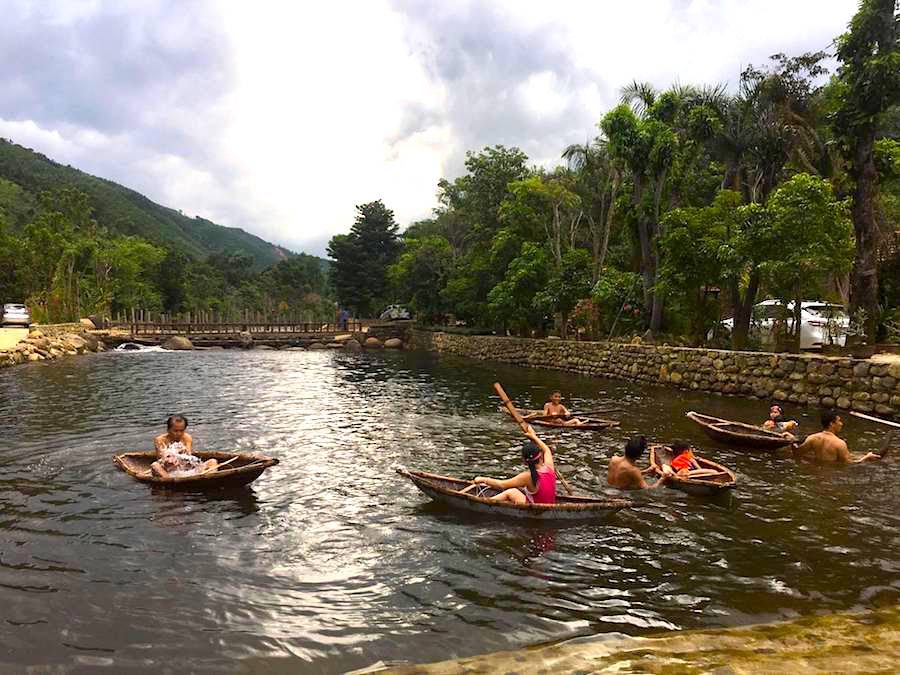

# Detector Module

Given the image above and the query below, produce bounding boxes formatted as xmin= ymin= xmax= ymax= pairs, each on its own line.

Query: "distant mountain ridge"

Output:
xmin=0 ymin=138 xmax=293 ymax=270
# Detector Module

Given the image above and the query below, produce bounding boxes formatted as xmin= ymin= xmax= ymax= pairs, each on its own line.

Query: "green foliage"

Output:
xmin=487 ymin=241 xmax=550 ymax=334
xmin=760 ymin=173 xmax=855 ymax=311
xmin=0 ymin=180 xmax=334 ymax=322
xmin=0 ymin=139 xmax=289 ymax=269
xmin=591 ymin=268 xmax=644 ymax=335
xmin=390 ymin=234 xmax=453 ymax=322
xmin=326 ymin=200 xmax=401 ymax=316
xmin=533 ymin=248 xmax=593 ymax=335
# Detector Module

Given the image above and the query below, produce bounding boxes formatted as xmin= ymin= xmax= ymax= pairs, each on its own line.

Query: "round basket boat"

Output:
xmin=113 ymin=451 xmax=278 ymax=489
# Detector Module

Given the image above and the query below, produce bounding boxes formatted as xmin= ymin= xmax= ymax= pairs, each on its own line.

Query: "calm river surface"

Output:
xmin=1 ymin=348 xmax=898 ymax=673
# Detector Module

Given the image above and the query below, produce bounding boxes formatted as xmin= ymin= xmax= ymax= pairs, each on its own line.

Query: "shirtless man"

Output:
xmin=792 ymin=410 xmax=883 ymax=463
xmin=608 ymin=436 xmax=671 ymax=490
xmin=528 ymin=391 xmax=585 ymax=427
xmin=150 ymin=415 xmax=218 ymax=478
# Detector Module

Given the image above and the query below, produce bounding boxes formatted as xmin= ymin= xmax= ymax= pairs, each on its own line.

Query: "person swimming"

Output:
xmin=473 ymin=425 xmax=557 ymax=504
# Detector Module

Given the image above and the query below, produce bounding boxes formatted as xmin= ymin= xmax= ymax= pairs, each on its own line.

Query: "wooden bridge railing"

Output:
xmin=126 ymin=320 xmax=365 ymax=336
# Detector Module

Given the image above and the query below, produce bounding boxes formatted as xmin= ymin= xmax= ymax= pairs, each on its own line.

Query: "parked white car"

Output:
xmin=719 ymin=300 xmax=849 ymax=350
xmin=379 ymin=305 xmax=412 ymax=321
xmin=1 ymin=303 xmax=31 ymax=327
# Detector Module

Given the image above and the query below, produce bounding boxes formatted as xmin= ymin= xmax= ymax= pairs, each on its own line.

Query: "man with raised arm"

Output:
xmin=793 ymin=410 xmax=886 ymax=463
xmin=608 ymin=436 xmax=672 ymax=490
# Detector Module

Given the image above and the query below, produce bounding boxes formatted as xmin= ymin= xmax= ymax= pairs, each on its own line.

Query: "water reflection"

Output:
xmin=0 ymin=348 xmax=898 ymax=672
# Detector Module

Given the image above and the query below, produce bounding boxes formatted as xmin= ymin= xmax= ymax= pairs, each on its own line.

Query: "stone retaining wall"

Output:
xmin=411 ymin=330 xmax=900 ymax=418
xmin=30 ymin=323 xmax=86 ymax=337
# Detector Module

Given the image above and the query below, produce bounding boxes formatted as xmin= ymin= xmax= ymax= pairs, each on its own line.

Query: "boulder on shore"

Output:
xmin=384 ymin=338 xmax=403 ymax=349
xmin=61 ymin=334 xmax=88 ymax=352
xmin=365 ymin=337 xmax=383 ymax=348
xmin=344 ymin=339 xmax=362 ymax=350
xmin=334 ymin=333 xmax=353 ymax=343
xmin=308 ymin=342 xmax=327 ymax=350
xmin=163 ymin=336 xmax=194 ymax=351
xmin=79 ymin=318 xmax=96 ymax=330
xmin=254 ymin=345 xmax=275 ymax=350
xmin=80 ymin=333 xmax=101 ymax=351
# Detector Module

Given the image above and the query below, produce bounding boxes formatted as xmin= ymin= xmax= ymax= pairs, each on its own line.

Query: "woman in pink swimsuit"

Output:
xmin=474 ymin=425 xmax=557 ymax=504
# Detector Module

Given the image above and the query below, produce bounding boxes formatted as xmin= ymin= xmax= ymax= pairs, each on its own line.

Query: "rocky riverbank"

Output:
xmin=412 ymin=330 xmax=900 ymax=418
xmin=0 ymin=327 xmax=106 ymax=369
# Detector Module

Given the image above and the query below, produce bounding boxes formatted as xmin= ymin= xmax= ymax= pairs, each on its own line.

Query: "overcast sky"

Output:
xmin=0 ymin=0 xmax=859 ymax=256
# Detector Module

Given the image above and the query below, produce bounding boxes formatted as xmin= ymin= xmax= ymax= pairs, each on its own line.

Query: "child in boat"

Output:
xmin=473 ymin=425 xmax=557 ymax=504
xmin=762 ymin=404 xmax=799 ymax=435
xmin=527 ymin=390 xmax=585 ymax=427
xmin=150 ymin=415 xmax=218 ymax=478
xmin=668 ymin=440 xmax=701 ymax=474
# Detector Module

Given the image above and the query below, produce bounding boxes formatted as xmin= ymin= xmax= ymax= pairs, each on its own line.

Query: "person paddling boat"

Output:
xmin=473 ymin=424 xmax=557 ymax=504
xmin=524 ymin=390 xmax=586 ymax=427
xmin=150 ymin=415 xmax=218 ymax=479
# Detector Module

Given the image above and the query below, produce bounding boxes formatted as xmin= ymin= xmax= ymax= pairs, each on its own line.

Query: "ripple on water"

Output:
xmin=0 ymin=349 xmax=898 ymax=671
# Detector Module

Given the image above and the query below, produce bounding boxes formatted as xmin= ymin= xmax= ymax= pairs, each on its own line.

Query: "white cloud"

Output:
xmin=0 ymin=0 xmax=859 ymax=256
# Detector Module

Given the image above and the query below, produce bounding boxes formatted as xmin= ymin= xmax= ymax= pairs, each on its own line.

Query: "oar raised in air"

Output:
xmin=850 ymin=411 xmax=900 ymax=429
xmin=494 ymin=382 xmax=574 ymax=495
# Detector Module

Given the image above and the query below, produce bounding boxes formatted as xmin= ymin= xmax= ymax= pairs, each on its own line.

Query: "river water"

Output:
xmin=0 ymin=349 xmax=897 ymax=673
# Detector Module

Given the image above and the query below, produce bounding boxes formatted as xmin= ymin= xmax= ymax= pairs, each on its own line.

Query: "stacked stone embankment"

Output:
xmin=412 ymin=330 xmax=900 ymax=417
xmin=0 ymin=327 xmax=106 ymax=369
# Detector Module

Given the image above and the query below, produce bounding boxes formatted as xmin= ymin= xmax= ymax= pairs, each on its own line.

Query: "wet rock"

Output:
xmin=254 ymin=345 xmax=275 ymax=350
xmin=79 ymin=318 xmax=96 ymax=330
xmin=365 ymin=337 xmax=383 ymax=348
xmin=344 ymin=339 xmax=362 ymax=350
xmin=163 ymin=336 xmax=193 ymax=350
xmin=308 ymin=342 xmax=327 ymax=350
xmin=384 ymin=338 xmax=403 ymax=349
xmin=836 ymin=396 xmax=851 ymax=409
xmin=61 ymin=334 xmax=88 ymax=351
xmin=334 ymin=333 xmax=353 ymax=343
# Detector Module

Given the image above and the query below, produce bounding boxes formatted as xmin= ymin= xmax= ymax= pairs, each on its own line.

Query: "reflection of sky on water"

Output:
xmin=0 ymin=348 xmax=898 ymax=672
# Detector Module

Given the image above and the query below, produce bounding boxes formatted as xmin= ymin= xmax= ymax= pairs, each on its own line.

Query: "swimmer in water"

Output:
xmin=150 ymin=414 xmax=218 ymax=478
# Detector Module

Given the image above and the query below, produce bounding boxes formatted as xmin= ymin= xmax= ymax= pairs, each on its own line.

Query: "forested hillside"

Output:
xmin=0 ymin=139 xmax=289 ymax=270
xmin=0 ymin=142 xmax=333 ymax=324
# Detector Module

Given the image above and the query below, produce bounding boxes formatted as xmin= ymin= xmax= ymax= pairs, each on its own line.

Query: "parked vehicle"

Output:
xmin=1 ymin=303 xmax=31 ymax=327
xmin=379 ymin=305 xmax=411 ymax=321
xmin=718 ymin=300 xmax=848 ymax=350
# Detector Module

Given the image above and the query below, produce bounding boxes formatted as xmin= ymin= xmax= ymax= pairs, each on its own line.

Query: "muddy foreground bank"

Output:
xmin=372 ymin=603 xmax=900 ymax=674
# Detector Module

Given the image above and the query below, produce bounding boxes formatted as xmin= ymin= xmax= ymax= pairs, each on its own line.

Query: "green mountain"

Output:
xmin=0 ymin=138 xmax=292 ymax=270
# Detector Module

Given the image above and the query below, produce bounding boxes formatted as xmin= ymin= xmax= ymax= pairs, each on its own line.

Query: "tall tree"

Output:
xmin=327 ymin=200 xmax=401 ymax=316
xmin=562 ymin=140 xmax=623 ymax=283
xmin=833 ymin=0 xmax=900 ymax=341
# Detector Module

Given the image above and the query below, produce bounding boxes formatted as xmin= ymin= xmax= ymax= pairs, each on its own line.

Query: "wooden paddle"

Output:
xmin=458 ymin=483 xmax=478 ymax=494
xmin=494 ymin=382 xmax=574 ymax=495
xmin=522 ymin=408 xmax=620 ymax=422
xmin=201 ymin=455 xmax=240 ymax=474
xmin=851 ymin=411 xmax=900 ymax=429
